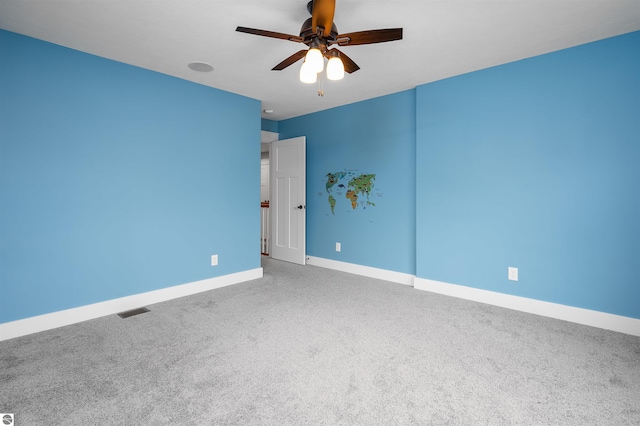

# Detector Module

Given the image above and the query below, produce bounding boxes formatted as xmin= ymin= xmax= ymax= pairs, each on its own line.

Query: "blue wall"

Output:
xmin=3 ymin=27 xmax=638 ymax=325
xmin=0 ymin=31 xmax=261 ymax=323
xmin=416 ymin=31 xmax=640 ymax=318
xmin=261 ymin=118 xmax=278 ymax=133
xmin=279 ymin=91 xmax=416 ymax=274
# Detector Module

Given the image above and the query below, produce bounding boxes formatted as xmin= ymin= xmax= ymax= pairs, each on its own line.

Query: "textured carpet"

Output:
xmin=1 ymin=258 xmax=639 ymax=425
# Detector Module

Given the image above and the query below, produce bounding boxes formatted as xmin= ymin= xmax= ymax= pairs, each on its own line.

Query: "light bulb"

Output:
xmin=299 ymin=61 xmax=317 ymax=84
xmin=326 ymin=56 xmax=344 ymax=81
xmin=304 ymin=48 xmax=324 ymax=73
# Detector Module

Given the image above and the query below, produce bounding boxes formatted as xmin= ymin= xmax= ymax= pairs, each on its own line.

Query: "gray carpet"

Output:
xmin=1 ymin=258 xmax=639 ymax=425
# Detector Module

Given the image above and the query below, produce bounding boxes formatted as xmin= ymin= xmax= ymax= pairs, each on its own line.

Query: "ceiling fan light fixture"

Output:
xmin=305 ymin=47 xmax=324 ymax=73
xmin=300 ymin=61 xmax=317 ymax=84
xmin=236 ymin=0 xmax=404 ymax=87
xmin=326 ymin=55 xmax=344 ymax=81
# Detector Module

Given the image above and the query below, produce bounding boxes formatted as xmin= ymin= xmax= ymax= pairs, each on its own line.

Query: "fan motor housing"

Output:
xmin=300 ymin=17 xmax=338 ymax=45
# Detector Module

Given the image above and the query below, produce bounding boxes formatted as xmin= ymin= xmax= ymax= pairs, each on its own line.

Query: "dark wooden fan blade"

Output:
xmin=236 ymin=26 xmax=303 ymax=43
xmin=336 ymin=28 xmax=403 ymax=46
xmin=331 ymin=48 xmax=360 ymax=74
xmin=272 ymin=50 xmax=308 ymax=71
xmin=311 ymin=0 xmax=336 ymax=37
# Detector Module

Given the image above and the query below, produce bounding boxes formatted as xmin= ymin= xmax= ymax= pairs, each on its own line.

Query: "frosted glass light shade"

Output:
xmin=326 ymin=56 xmax=344 ymax=81
xmin=299 ymin=61 xmax=317 ymax=84
xmin=305 ymin=48 xmax=324 ymax=73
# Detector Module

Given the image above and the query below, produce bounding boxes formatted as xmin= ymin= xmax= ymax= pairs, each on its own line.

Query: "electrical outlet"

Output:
xmin=211 ymin=255 xmax=218 ymax=266
xmin=336 ymin=242 xmax=341 ymax=252
xmin=508 ymin=267 xmax=518 ymax=281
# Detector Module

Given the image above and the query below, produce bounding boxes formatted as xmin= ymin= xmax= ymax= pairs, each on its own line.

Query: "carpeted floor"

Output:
xmin=1 ymin=258 xmax=639 ymax=425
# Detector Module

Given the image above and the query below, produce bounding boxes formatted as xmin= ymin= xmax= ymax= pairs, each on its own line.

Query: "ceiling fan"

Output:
xmin=236 ymin=0 xmax=403 ymax=84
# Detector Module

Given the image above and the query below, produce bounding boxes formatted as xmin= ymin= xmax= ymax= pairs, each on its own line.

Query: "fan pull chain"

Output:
xmin=317 ymin=69 xmax=325 ymax=97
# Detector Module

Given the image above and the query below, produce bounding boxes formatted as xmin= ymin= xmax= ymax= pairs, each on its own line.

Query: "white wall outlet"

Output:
xmin=336 ymin=242 xmax=341 ymax=252
xmin=211 ymin=255 xmax=218 ymax=266
xmin=508 ymin=266 xmax=518 ymax=281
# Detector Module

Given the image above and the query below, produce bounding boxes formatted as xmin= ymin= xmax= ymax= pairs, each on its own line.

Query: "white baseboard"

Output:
xmin=306 ymin=256 xmax=414 ymax=286
xmin=414 ymin=277 xmax=640 ymax=337
xmin=0 ymin=268 xmax=263 ymax=342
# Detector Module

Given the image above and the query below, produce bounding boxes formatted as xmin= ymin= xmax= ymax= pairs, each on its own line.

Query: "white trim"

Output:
xmin=414 ymin=277 xmax=640 ymax=337
xmin=0 ymin=268 xmax=263 ymax=342
xmin=306 ymin=256 xmax=414 ymax=286
xmin=260 ymin=130 xmax=278 ymax=143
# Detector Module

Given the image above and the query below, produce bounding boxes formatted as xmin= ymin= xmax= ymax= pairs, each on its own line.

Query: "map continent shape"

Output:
xmin=324 ymin=170 xmax=376 ymax=214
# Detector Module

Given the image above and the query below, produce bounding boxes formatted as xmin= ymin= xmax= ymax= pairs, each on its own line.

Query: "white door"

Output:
xmin=270 ymin=136 xmax=306 ymax=265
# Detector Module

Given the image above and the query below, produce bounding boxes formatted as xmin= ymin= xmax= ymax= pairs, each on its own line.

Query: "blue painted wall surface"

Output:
xmin=0 ymin=31 xmax=261 ymax=323
xmin=279 ymin=91 xmax=416 ymax=274
xmin=416 ymin=31 xmax=640 ymax=318
xmin=261 ymin=119 xmax=278 ymax=133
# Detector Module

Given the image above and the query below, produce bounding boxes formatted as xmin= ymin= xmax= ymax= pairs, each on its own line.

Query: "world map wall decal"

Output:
xmin=321 ymin=170 xmax=380 ymax=215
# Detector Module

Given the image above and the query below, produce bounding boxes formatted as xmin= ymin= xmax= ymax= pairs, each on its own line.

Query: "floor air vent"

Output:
xmin=117 ymin=307 xmax=150 ymax=319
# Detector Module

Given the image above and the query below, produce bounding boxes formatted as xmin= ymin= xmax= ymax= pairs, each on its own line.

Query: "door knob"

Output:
xmin=296 ymin=205 xmax=305 ymax=210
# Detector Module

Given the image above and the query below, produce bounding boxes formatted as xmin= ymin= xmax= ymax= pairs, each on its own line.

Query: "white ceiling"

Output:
xmin=1 ymin=1 xmax=639 ymax=121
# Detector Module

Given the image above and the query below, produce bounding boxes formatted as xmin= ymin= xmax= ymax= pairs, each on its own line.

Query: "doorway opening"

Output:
xmin=260 ymin=131 xmax=278 ymax=257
